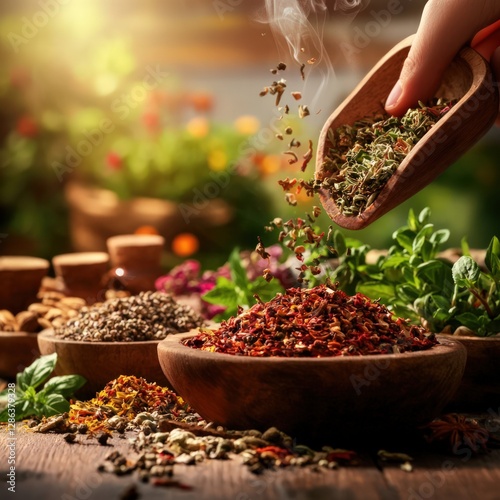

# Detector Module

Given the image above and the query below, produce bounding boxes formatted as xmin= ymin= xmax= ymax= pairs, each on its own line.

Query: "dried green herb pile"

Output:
xmin=317 ymin=99 xmax=454 ymax=216
xmin=53 ymin=291 xmax=205 ymax=341
xmin=185 ymin=284 xmax=438 ymax=357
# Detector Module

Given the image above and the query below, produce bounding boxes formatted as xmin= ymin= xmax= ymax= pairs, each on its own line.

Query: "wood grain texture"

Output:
xmin=3 ymin=424 xmax=500 ymax=499
xmin=158 ymin=333 xmax=466 ymax=444
xmin=315 ymin=35 xmax=499 ymax=230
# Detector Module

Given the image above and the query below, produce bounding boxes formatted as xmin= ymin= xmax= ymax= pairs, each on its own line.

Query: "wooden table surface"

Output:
xmin=2 ymin=419 xmax=500 ymax=500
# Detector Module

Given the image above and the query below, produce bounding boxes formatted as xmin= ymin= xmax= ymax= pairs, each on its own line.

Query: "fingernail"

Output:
xmin=385 ymin=80 xmax=403 ymax=109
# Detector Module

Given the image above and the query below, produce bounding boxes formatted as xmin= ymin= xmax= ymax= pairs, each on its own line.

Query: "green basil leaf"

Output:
xmin=393 ymin=228 xmax=413 ymax=253
xmin=395 ymin=284 xmax=419 ymax=303
xmin=430 ymin=228 xmax=450 ymax=247
xmin=418 ymin=207 xmax=431 ymax=225
xmin=460 ymin=236 xmax=470 ymax=257
xmin=228 ymin=248 xmax=248 ymax=291
xmin=420 ymin=240 xmax=434 ymax=262
xmin=0 ymin=396 xmax=33 ymax=422
xmin=380 ymin=254 xmax=408 ymax=269
xmin=40 ymin=375 xmax=87 ymax=398
xmin=357 ymin=282 xmax=395 ymax=302
xmin=416 ymin=260 xmax=453 ymax=294
xmin=454 ymin=312 xmax=483 ymax=332
xmin=250 ymin=277 xmax=283 ymax=303
xmin=202 ymin=277 xmax=238 ymax=307
xmin=39 ymin=393 xmax=70 ymax=417
xmin=452 ymin=256 xmax=480 ymax=288
xmin=407 ymin=208 xmax=418 ymax=232
xmin=333 ymin=230 xmax=347 ymax=257
xmin=485 ymin=236 xmax=500 ymax=278
xmin=17 ymin=353 xmax=57 ymax=392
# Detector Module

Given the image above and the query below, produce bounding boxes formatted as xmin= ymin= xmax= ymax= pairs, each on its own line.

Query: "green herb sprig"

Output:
xmin=332 ymin=208 xmax=500 ymax=336
xmin=450 ymin=237 xmax=500 ymax=335
xmin=0 ymin=353 xmax=86 ymax=422
xmin=202 ymin=248 xmax=284 ymax=320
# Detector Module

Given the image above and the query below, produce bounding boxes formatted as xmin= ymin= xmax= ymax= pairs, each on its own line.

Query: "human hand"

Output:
xmin=385 ymin=0 xmax=500 ymax=123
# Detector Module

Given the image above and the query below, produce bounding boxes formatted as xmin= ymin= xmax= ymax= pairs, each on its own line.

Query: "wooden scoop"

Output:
xmin=315 ymin=34 xmax=499 ymax=230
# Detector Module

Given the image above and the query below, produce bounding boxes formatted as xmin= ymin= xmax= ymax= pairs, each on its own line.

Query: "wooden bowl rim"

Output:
xmin=159 ymin=330 xmax=465 ymax=364
xmin=106 ymin=234 xmax=165 ymax=247
xmin=52 ymin=252 xmax=110 ymax=266
xmin=38 ymin=328 xmax=166 ymax=346
xmin=0 ymin=256 xmax=50 ymax=271
xmin=0 ymin=330 xmax=40 ymax=339
xmin=439 ymin=332 xmax=500 ymax=342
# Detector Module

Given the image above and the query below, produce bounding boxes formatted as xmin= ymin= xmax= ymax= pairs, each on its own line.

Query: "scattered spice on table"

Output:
xmin=422 ymin=413 xmax=490 ymax=453
xmin=185 ymin=284 xmax=438 ymax=357
xmin=314 ymin=99 xmax=455 ymax=216
xmin=53 ymin=291 xmax=205 ymax=341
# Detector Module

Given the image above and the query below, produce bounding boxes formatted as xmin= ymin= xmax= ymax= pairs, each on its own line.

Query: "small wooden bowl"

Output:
xmin=38 ymin=329 xmax=171 ymax=398
xmin=106 ymin=234 xmax=165 ymax=293
xmin=158 ymin=332 xmax=466 ymax=443
xmin=442 ymin=334 xmax=500 ymax=410
xmin=0 ymin=256 xmax=50 ymax=313
xmin=52 ymin=252 xmax=109 ymax=304
xmin=0 ymin=332 xmax=40 ymax=379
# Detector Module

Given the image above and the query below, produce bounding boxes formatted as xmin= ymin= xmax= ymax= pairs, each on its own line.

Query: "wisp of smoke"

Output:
xmin=257 ymin=0 xmax=366 ymax=111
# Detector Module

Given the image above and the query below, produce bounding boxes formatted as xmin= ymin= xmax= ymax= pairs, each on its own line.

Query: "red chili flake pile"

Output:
xmin=184 ymin=284 xmax=437 ymax=357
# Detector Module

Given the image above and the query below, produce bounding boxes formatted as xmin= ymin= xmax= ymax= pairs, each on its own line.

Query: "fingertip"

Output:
xmin=384 ymin=80 xmax=402 ymax=111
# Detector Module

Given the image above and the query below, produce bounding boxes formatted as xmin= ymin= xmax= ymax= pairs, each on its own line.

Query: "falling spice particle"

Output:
xmin=276 ymin=133 xmax=284 ymax=140
xmin=291 ymin=91 xmax=302 ymax=100
xmin=284 ymin=151 xmax=298 ymax=164
xmin=298 ymin=105 xmax=310 ymax=119
xmin=285 ymin=127 xmax=293 ymax=135
xmin=300 ymin=63 xmax=305 ymax=80
xmin=278 ymin=178 xmax=297 ymax=191
xmin=284 ymin=104 xmax=290 ymax=114
xmin=277 ymin=62 xmax=287 ymax=71
xmin=307 ymin=57 xmax=317 ymax=64
xmin=301 ymin=140 xmax=313 ymax=172
xmin=285 ymin=193 xmax=297 ymax=206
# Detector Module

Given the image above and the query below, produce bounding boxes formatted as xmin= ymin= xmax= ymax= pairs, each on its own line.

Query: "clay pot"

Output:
xmin=0 ymin=256 xmax=50 ymax=314
xmin=442 ymin=333 xmax=500 ymax=410
xmin=52 ymin=252 xmax=109 ymax=304
xmin=107 ymin=234 xmax=164 ymax=294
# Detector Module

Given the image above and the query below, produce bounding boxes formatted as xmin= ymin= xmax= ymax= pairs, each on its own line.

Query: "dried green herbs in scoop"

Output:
xmin=317 ymin=99 xmax=454 ymax=217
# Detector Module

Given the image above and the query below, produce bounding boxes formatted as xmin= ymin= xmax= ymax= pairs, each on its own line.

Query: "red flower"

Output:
xmin=16 ymin=116 xmax=38 ymax=138
xmin=188 ymin=92 xmax=214 ymax=113
xmin=106 ymin=152 xmax=122 ymax=170
xmin=142 ymin=111 xmax=160 ymax=132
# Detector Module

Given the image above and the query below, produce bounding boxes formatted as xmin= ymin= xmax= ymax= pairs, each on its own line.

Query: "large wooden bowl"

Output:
xmin=443 ymin=334 xmax=500 ymax=410
xmin=158 ymin=332 xmax=467 ymax=443
xmin=0 ymin=332 xmax=40 ymax=379
xmin=38 ymin=329 xmax=171 ymax=398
